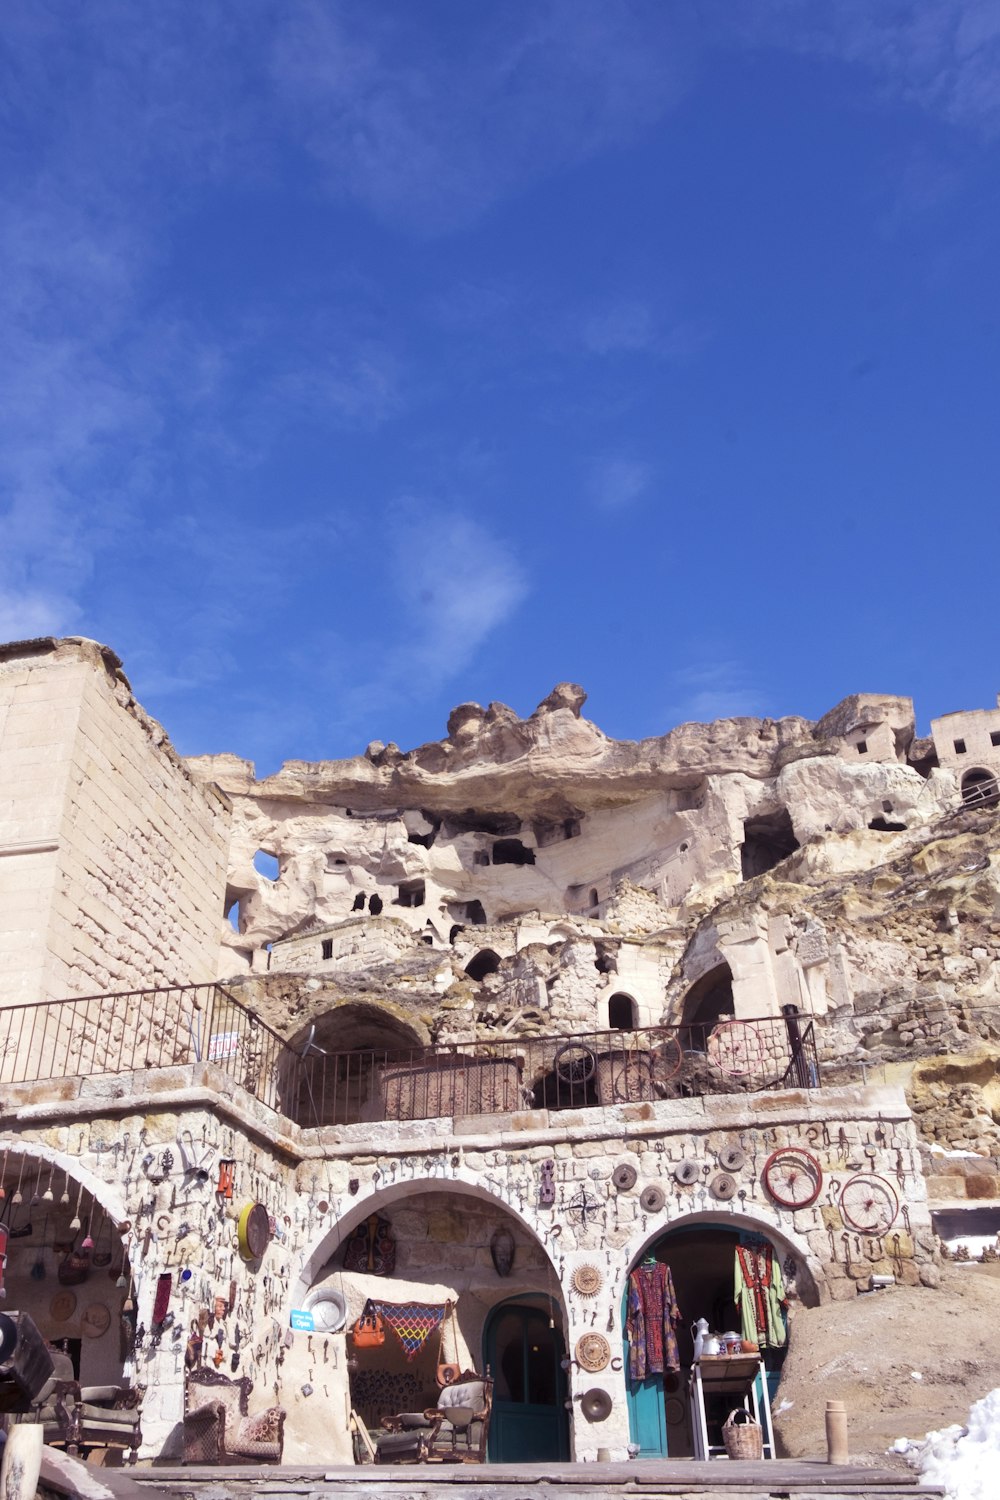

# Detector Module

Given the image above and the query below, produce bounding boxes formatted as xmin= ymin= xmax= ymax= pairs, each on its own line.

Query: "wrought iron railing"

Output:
xmin=0 ymin=983 xmax=292 ymax=1117
xmin=0 ymin=984 xmax=820 ymax=1129
xmin=294 ymin=1010 xmax=821 ymax=1128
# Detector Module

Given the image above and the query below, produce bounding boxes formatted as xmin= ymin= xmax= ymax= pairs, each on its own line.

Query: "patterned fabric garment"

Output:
xmin=734 ymin=1242 xmax=787 ymax=1348
xmin=625 ymin=1261 xmax=681 ymax=1382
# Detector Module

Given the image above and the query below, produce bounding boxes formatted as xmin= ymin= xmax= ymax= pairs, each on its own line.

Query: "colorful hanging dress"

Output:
xmin=625 ymin=1261 xmax=681 ymax=1383
xmin=734 ymin=1242 xmax=787 ymax=1348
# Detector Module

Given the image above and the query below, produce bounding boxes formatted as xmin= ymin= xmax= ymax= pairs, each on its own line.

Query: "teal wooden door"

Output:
xmin=622 ymin=1298 xmax=668 ymax=1456
xmin=485 ymin=1303 xmax=569 ymax=1463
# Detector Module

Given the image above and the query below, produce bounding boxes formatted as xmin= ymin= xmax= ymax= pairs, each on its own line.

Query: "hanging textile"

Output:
xmin=372 ymin=1300 xmax=447 ymax=1362
xmin=734 ymin=1241 xmax=787 ymax=1348
xmin=625 ymin=1261 xmax=681 ymax=1383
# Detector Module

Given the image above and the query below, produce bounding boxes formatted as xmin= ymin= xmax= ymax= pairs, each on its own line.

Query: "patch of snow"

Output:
xmin=900 ymin=1387 xmax=999 ymax=1500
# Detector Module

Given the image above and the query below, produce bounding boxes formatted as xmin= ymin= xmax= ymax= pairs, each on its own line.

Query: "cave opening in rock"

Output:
xmin=740 ymin=808 xmax=800 ymax=879
xmin=962 ymin=768 xmax=999 ymax=808
xmin=493 ymin=839 xmax=536 ymax=866
xmin=465 ymin=949 xmax=501 ymax=982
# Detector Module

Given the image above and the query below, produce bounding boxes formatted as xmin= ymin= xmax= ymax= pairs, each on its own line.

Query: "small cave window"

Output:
xmin=954 ymin=738 xmax=967 ymax=755
xmin=352 ymin=893 xmax=366 ymax=911
xmin=961 ymin=768 xmax=1000 ymax=808
xmin=369 ymin=893 xmax=384 ymax=915
xmin=473 ymin=851 xmax=490 ymax=866
xmin=589 ymin=888 xmax=599 ymax=908
xmin=680 ymin=963 xmax=736 ymax=1041
xmin=449 ymin=924 xmax=465 ymax=944
xmin=394 ymin=880 xmax=425 ymax=908
xmin=465 ymin=949 xmax=502 ymax=982
xmin=321 ymin=938 xmax=333 ymax=960
xmin=608 ymin=993 xmax=637 ymax=1030
xmin=464 ymin=900 xmax=487 ymax=925
xmin=492 ymin=839 xmax=535 ymax=866
xmin=253 ymin=850 xmax=280 ymax=882
xmin=740 ymin=807 xmax=800 ymax=880
xmin=225 ymin=895 xmax=241 ymax=932
xmin=991 ymin=731 xmax=1000 ymax=748
xmin=326 ymin=853 xmax=347 ymax=869
xmin=869 ymin=816 xmax=907 ymax=832
xmin=856 ymin=740 xmax=867 ymax=754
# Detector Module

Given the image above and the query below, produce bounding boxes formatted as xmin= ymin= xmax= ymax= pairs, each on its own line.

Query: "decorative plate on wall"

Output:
xmin=575 ymin=1333 xmax=611 ymax=1373
xmin=719 ymin=1144 xmax=746 ymax=1173
xmin=580 ymin=1387 xmax=613 ymax=1421
xmin=639 ymin=1185 xmax=666 ymax=1214
xmin=50 ymin=1292 xmax=76 ymax=1322
xmin=673 ymin=1159 xmax=699 ymax=1185
xmin=81 ymin=1302 xmax=111 ymax=1338
xmin=571 ymin=1263 xmax=604 ymax=1297
xmin=612 ymin=1163 xmax=637 ymax=1192
xmin=304 ymin=1287 xmax=348 ymax=1333
xmin=710 ymin=1172 xmax=737 ymax=1201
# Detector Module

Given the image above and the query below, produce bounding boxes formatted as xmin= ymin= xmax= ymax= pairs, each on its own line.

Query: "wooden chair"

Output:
xmin=183 ymin=1368 xmax=285 ymax=1465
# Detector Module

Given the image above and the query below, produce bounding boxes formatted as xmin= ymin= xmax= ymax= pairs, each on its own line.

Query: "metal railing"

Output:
xmin=0 ymin=984 xmax=821 ymax=1129
xmin=295 ymin=1010 xmax=821 ymax=1128
xmin=0 ymin=983 xmax=293 ymax=1117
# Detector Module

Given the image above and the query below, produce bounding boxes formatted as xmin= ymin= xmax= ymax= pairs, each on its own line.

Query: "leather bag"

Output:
xmin=351 ymin=1310 xmax=385 ymax=1348
xmin=436 ymin=1301 xmax=460 ymax=1387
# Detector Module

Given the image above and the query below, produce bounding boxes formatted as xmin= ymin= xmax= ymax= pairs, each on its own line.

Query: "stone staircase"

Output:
xmin=131 ymin=1459 xmax=943 ymax=1500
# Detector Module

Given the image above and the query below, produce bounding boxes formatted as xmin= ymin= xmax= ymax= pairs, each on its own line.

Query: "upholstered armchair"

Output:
xmin=374 ymin=1374 xmax=492 ymax=1465
xmin=183 ymin=1368 xmax=285 ymax=1464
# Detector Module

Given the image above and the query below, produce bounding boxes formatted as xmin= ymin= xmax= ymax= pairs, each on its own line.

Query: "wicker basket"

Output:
xmin=722 ymin=1409 xmax=763 ymax=1460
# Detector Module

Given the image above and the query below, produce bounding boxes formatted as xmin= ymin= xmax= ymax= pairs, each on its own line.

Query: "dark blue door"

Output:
xmin=484 ymin=1303 xmax=569 ymax=1462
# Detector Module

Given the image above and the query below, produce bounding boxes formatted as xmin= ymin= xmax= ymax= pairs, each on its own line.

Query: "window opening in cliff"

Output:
xmin=368 ymin=893 xmax=384 ymax=914
xmin=962 ymin=768 xmax=1000 ymax=808
xmin=740 ymin=809 xmax=799 ymax=879
xmin=454 ymin=900 xmax=487 ymax=925
xmin=533 ymin=817 xmax=582 ymax=846
xmin=992 ymin=732 xmax=1000 ymax=748
xmin=680 ymin=964 xmax=735 ymax=1041
xmin=352 ymin=892 xmax=365 ymax=911
xmin=474 ymin=850 xmax=490 ymax=866
xmin=954 ymin=739 xmax=967 ymax=754
xmin=394 ymin=880 xmax=424 ymax=908
xmin=589 ymin=888 xmax=599 ymax=908
xmin=253 ymin=850 xmax=279 ymax=882
xmin=326 ymin=853 xmax=347 ymax=869
xmin=443 ymin=809 xmax=521 ymax=837
xmin=856 ymin=740 xmax=867 ymax=754
xmin=321 ymin=939 xmax=334 ymax=960
xmin=493 ymin=839 xmax=536 ymax=866
xmin=449 ymin=924 xmax=465 ymax=944
xmin=465 ymin=949 xmax=501 ymax=982
xmin=608 ymin=993 xmax=637 ymax=1030
xmin=869 ymin=816 xmax=907 ymax=832
xmin=225 ymin=892 xmax=241 ymax=932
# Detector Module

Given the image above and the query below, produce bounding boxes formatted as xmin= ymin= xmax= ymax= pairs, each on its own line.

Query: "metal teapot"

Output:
xmin=692 ymin=1318 xmax=721 ymax=1359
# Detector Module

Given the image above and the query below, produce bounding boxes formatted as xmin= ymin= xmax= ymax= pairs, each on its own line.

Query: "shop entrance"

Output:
xmin=623 ymin=1223 xmax=788 ymax=1459
xmin=484 ymin=1298 xmax=569 ymax=1463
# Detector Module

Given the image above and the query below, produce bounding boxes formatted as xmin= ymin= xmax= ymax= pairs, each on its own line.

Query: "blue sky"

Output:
xmin=2 ymin=2 xmax=999 ymax=772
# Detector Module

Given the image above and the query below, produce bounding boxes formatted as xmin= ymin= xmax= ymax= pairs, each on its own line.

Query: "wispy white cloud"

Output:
xmin=667 ymin=662 xmax=767 ymax=725
xmin=590 ymin=457 xmax=653 ymax=511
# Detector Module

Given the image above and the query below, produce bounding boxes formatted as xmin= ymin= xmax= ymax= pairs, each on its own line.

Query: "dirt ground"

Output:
xmin=772 ymin=1263 xmax=1000 ymax=1469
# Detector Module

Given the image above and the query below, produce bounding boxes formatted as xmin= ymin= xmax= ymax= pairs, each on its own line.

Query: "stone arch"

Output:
xmin=607 ymin=991 xmax=638 ymax=1030
xmin=961 ymin=767 xmax=999 ymax=808
xmin=464 ymin=949 xmax=502 ymax=983
xmin=678 ymin=962 xmax=735 ymax=1035
xmin=286 ymin=1001 xmax=431 ymax=1126
xmin=622 ymin=1206 xmax=824 ymax=1308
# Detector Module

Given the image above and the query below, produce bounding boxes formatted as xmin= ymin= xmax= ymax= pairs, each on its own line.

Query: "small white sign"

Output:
xmin=208 ymin=1031 xmax=240 ymax=1061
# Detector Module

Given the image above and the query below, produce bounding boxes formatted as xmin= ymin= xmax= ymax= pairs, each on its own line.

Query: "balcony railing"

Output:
xmin=0 ymin=985 xmax=820 ymax=1128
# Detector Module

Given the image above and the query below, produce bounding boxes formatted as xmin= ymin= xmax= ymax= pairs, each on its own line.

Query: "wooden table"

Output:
xmin=688 ymin=1353 xmax=774 ymax=1460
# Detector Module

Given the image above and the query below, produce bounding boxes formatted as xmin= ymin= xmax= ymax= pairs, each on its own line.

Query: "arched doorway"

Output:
xmin=962 ymin=768 xmax=999 ymax=808
xmin=287 ymin=1002 xmax=429 ymax=1126
xmin=484 ymin=1297 xmax=569 ymax=1463
xmin=623 ymin=1221 xmax=794 ymax=1459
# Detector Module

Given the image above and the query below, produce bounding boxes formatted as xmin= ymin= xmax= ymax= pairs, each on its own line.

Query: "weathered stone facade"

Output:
xmin=1 ymin=635 xmax=998 ymax=1464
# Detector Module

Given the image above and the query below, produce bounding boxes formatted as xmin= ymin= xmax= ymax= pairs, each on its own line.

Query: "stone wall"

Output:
xmin=0 ymin=638 xmax=231 ymax=1001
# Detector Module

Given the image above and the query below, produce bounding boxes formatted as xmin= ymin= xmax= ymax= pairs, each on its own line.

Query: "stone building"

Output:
xmin=1 ymin=634 xmax=999 ymax=1464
